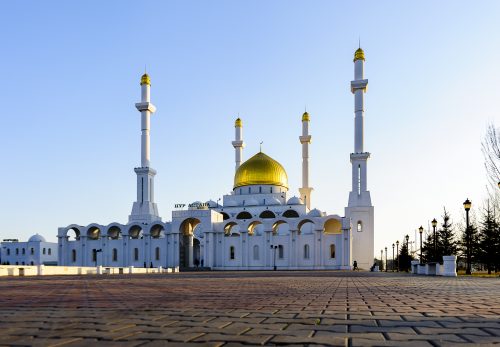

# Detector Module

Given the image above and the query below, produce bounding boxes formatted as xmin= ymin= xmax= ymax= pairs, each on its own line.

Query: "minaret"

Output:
xmin=129 ymin=73 xmax=161 ymax=223
xmin=345 ymin=47 xmax=374 ymax=271
xmin=348 ymin=47 xmax=371 ymax=207
xmin=299 ymin=111 xmax=313 ymax=209
xmin=232 ymin=118 xmax=245 ymax=171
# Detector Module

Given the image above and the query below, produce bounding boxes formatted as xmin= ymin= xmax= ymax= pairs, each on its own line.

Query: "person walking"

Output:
xmin=353 ymin=260 xmax=358 ymax=271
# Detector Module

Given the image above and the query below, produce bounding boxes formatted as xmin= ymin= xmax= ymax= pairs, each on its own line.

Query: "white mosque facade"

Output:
xmin=57 ymin=48 xmax=374 ymax=270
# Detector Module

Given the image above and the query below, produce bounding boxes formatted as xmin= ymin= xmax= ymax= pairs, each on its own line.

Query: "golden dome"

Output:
xmin=302 ymin=111 xmax=310 ymax=122
xmin=354 ymin=48 xmax=365 ymax=62
xmin=140 ymin=73 xmax=151 ymax=86
xmin=234 ymin=152 xmax=288 ymax=189
xmin=235 ymin=118 xmax=242 ymax=127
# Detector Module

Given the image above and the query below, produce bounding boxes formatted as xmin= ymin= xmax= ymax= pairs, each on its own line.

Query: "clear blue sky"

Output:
xmin=1 ymin=1 xmax=499 ymax=256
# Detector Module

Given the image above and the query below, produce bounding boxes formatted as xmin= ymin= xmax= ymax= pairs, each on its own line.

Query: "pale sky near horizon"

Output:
xmin=0 ymin=1 xmax=499 ymax=257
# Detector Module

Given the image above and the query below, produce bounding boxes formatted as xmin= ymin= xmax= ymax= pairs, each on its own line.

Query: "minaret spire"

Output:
xmin=232 ymin=117 xmax=245 ymax=171
xmin=299 ymin=111 xmax=313 ymax=209
xmin=129 ymin=73 xmax=161 ymax=223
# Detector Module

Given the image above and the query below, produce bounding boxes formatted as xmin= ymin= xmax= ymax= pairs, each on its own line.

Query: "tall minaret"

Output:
xmin=129 ymin=73 xmax=161 ymax=223
xmin=232 ymin=118 xmax=245 ymax=171
xmin=299 ymin=111 xmax=313 ymax=209
xmin=345 ymin=47 xmax=374 ymax=270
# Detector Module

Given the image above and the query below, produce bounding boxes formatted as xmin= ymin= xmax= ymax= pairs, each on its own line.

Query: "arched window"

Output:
xmin=236 ymin=211 xmax=252 ymax=219
xmin=259 ymin=210 xmax=275 ymax=219
xmin=22 ymin=248 xmax=25 ymax=255
xmin=253 ymin=245 xmax=259 ymax=260
xmin=92 ymin=249 xmax=97 ymax=262
xmin=72 ymin=249 xmax=76 ymax=262
xmin=357 ymin=221 xmax=363 ymax=232
xmin=330 ymin=244 xmax=336 ymax=259
xmin=48 ymin=248 xmax=51 ymax=255
xmin=229 ymin=246 xmax=235 ymax=260
xmin=30 ymin=248 xmax=34 ymax=255
xmin=30 ymin=261 xmax=34 ymax=265
xmin=304 ymin=244 xmax=310 ymax=259
xmin=112 ymin=248 xmax=118 ymax=261
xmin=283 ymin=209 xmax=299 ymax=218
xmin=155 ymin=247 xmax=160 ymax=261
xmin=278 ymin=245 xmax=284 ymax=259
xmin=16 ymin=248 xmax=19 ymax=255
xmin=43 ymin=248 xmax=46 ymax=255
xmin=134 ymin=248 xmax=139 ymax=261
xmin=7 ymin=249 xmax=10 ymax=255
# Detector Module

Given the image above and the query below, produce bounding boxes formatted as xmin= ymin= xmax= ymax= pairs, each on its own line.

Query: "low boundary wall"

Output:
xmin=0 ymin=265 xmax=179 ymax=277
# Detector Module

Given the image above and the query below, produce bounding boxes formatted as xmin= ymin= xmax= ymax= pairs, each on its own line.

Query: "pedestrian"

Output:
xmin=353 ymin=260 xmax=358 ymax=271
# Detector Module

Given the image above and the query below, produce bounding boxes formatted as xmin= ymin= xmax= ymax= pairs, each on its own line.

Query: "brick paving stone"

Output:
xmin=0 ymin=271 xmax=498 ymax=345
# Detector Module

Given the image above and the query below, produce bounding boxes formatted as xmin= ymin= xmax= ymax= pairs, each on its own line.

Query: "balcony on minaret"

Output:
xmin=135 ymin=102 xmax=156 ymax=113
xmin=350 ymin=79 xmax=368 ymax=93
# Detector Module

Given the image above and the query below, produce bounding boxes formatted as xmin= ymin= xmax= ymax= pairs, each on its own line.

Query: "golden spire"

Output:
xmin=140 ymin=73 xmax=151 ymax=86
xmin=302 ymin=111 xmax=310 ymax=122
xmin=354 ymin=48 xmax=365 ymax=62
xmin=235 ymin=117 xmax=242 ymax=127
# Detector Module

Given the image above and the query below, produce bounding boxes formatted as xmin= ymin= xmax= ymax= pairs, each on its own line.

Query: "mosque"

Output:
xmin=57 ymin=48 xmax=374 ymax=270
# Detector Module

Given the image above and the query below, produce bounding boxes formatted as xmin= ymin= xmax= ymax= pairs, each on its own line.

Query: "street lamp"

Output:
xmin=270 ymin=245 xmax=278 ymax=271
xmin=385 ymin=247 xmax=388 ymax=272
xmin=405 ymin=235 xmax=409 ymax=272
xmin=431 ymin=218 xmax=438 ymax=262
xmin=418 ymin=226 xmax=424 ymax=264
xmin=463 ymin=198 xmax=472 ymax=275
xmin=396 ymin=240 xmax=399 ymax=272
xmin=392 ymin=243 xmax=395 ymax=271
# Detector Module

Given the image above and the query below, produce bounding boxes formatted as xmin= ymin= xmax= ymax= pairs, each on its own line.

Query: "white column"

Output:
xmin=232 ymin=118 xmax=245 ymax=171
xmin=299 ymin=112 xmax=313 ymax=209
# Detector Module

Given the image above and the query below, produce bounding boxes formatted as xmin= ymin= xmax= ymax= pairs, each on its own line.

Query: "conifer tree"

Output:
xmin=478 ymin=202 xmax=500 ymax=274
xmin=437 ymin=208 xmax=458 ymax=259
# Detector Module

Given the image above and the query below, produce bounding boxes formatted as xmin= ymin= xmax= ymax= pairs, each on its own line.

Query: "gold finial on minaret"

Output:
xmin=140 ymin=73 xmax=151 ymax=86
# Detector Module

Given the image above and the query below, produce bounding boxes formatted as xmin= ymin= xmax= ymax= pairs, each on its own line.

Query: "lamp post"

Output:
xmin=431 ymin=218 xmax=438 ymax=262
xmin=392 ymin=243 xmax=395 ymax=272
xmin=396 ymin=240 xmax=399 ymax=272
xmin=380 ymin=249 xmax=383 ymax=271
xmin=384 ymin=247 xmax=388 ymax=272
xmin=405 ymin=235 xmax=409 ymax=272
xmin=418 ymin=226 xmax=424 ymax=264
xmin=463 ymin=198 xmax=472 ymax=275
xmin=270 ymin=245 xmax=278 ymax=271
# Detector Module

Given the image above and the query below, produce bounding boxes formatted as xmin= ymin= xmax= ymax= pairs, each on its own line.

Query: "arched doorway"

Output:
xmin=179 ymin=218 xmax=200 ymax=268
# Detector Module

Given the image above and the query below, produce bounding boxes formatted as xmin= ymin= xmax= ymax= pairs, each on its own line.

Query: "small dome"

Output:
xmin=266 ymin=197 xmax=282 ymax=206
xmin=308 ymin=209 xmax=324 ymax=217
xmin=234 ymin=152 xmax=288 ymax=190
xmin=245 ymin=198 xmax=259 ymax=206
xmin=235 ymin=118 xmax=242 ymax=127
xmin=302 ymin=111 xmax=310 ymax=122
xmin=224 ymin=199 xmax=239 ymax=207
xmin=287 ymin=196 xmax=303 ymax=205
xmin=354 ymin=48 xmax=365 ymax=62
xmin=28 ymin=234 xmax=46 ymax=242
xmin=140 ymin=73 xmax=151 ymax=86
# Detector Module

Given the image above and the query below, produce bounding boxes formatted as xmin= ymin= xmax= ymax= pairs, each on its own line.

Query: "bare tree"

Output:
xmin=482 ymin=123 xmax=500 ymax=188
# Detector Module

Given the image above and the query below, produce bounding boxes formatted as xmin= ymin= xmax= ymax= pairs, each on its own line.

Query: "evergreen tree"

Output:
xmin=478 ymin=202 xmax=500 ymax=274
xmin=398 ymin=241 xmax=413 ymax=271
xmin=421 ymin=233 xmax=436 ymax=263
xmin=458 ymin=219 xmax=480 ymax=270
xmin=436 ymin=208 xmax=458 ymax=260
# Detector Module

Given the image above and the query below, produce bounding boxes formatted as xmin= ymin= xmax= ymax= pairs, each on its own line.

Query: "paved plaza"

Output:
xmin=0 ymin=271 xmax=499 ymax=346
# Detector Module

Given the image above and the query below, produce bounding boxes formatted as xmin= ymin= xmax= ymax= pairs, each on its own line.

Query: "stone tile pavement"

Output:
xmin=0 ymin=271 xmax=498 ymax=346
